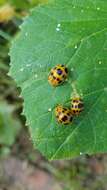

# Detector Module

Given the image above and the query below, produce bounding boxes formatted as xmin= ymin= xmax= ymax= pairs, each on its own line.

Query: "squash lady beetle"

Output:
xmin=71 ymin=97 xmax=84 ymax=116
xmin=48 ymin=64 xmax=68 ymax=87
xmin=55 ymin=105 xmax=73 ymax=125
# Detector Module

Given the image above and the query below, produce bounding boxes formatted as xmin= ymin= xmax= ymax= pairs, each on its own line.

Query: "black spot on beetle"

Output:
xmin=53 ymin=76 xmax=56 ymax=79
xmin=58 ymin=80 xmax=62 ymax=84
xmin=79 ymin=110 xmax=82 ymax=112
xmin=62 ymin=75 xmax=66 ymax=78
xmin=62 ymin=115 xmax=68 ymax=121
xmin=63 ymin=108 xmax=67 ymax=111
xmin=67 ymin=112 xmax=71 ymax=116
xmin=76 ymin=110 xmax=79 ymax=114
xmin=51 ymin=72 xmax=53 ymax=76
xmin=56 ymin=78 xmax=60 ymax=81
xmin=78 ymin=103 xmax=84 ymax=108
xmin=70 ymin=116 xmax=73 ymax=122
xmin=73 ymin=110 xmax=76 ymax=114
xmin=57 ymin=69 xmax=63 ymax=75
xmin=72 ymin=100 xmax=76 ymax=103
xmin=65 ymin=68 xmax=68 ymax=73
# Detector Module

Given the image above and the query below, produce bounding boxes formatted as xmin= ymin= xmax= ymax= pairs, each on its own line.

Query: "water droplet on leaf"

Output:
xmin=57 ymin=23 xmax=61 ymax=27
xmin=25 ymin=32 xmax=28 ymax=36
xmin=71 ymin=68 xmax=74 ymax=71
xmin=104 ymin=87 xmax=107 ymax=92
xmin=81 ymin=9 xmax=84 ymax=13
xmin=99 ymin=61 xmax=102 ymax=65
xmin=80 ymin=152 xmax=83 ymax=155
xmin=56 ymin=27 xmax=60 ymax=32
xmin=35 ymin=74 xmax=38 ymax=78
xmin=20 ymin=68 xmax=24 ymax=72
xmin=97 ymin=7 xmax=100 ymax=10
xmin=26 ymin=64 xmax=31 ymax=67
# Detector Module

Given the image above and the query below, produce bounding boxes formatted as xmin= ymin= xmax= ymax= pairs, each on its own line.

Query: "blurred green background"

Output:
xmin=0 ymin=1 xmax=107 ymax=190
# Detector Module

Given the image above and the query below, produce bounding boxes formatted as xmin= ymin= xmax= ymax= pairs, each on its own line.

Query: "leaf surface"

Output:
xmin=10 ymin=0 xmax=107 ymax=159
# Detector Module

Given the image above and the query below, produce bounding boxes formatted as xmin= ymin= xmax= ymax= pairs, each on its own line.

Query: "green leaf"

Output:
xmin=10 ymin=0 xmax=107 ymax=160
xmin=0 ymin=101 xmax=21 ymax=150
